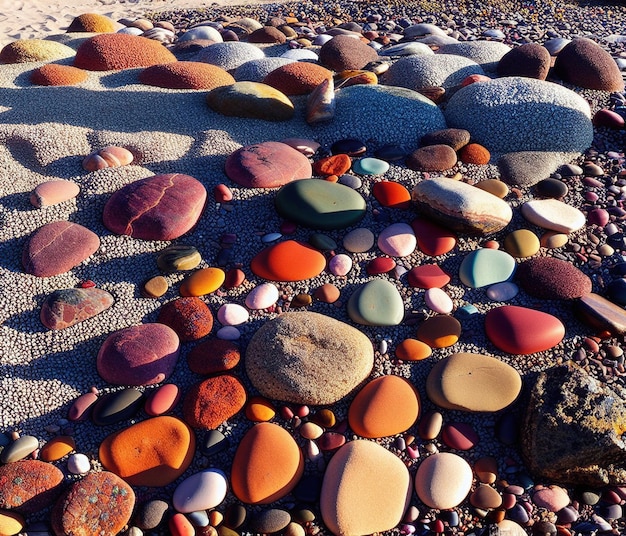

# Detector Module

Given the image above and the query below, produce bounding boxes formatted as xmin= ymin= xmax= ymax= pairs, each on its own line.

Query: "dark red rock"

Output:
xmin=318 ymin=35 xmax=378 ymax=71
xmin=68 ymin=392 xmax=98 ymax=421
xmin=485 ymin=305 xmax=565 ymax=354
xmin=554 ymin=37 xmax=624 ymax=91
xmin=517 ymin=257 xmax=592 ymax=300
xmin=187 ymin=338 xmax=241 ymax=375
xmin=22 ymin=221 xmax=100 ymax=277
xmin=51 ymin=472 xmax=135 ymax=535
xmin=248 ymin=26 xmax=287 ymax=43
xmin=40 ymin=287 xmax=114 ymax=330
xmin=406 ymin=144 xmax=457 ymax=172
xmin=420 ymin=128 xmax=470 ymax=151
xmin=263 ymin=62 xmax=332 ymax=96
xmin=411 ymin=217 xmax=457 ymax=256
xmin=183 ymin=375 xmax=247 ymax=429
xmin=442 ymin=422 xmax=479 ymax=450
xmin=593 ymin=109 xmax=625 ymax=129
xmin=103 ymin=174 xmax=206 ymax=241
xmin=225 ymin=141 xmax=313 ymax=188
xmin=96 ymin=323 xmax=180 ymax=386
xmin=224 ymin=267 xmax=246 ymax=289
xmin=139 ymin=61 xmax=235 ymax=89
xmin=497 ymin=43 xmax=551 ymax=80
xmin=408 ymin=264 xmax=450 ymax=289
xmin=157 ymin=297 xmax=214 ymax=341
xmin=0 ymin=460 xmax=64 ymax=514
xmin=366 ymin=257 xmax=396 ymax=275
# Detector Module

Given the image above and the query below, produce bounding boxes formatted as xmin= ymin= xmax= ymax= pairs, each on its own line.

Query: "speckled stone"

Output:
xmin=517 ymin=257 xmax=592 ymax=299
xmin=0 ymin=460 xmax=64 ymax=514
xmin=183 ymin=375 xmax=246 ymax=429
xmin=343 ymin=228 xmax=375 ymax=252
xmin=207 ymin=81 xmax=295 ymax=121
xmin=40 ymin=287 xmax=114 ymax=330
xmin=157 ymin=297 xmax=213 ymax=342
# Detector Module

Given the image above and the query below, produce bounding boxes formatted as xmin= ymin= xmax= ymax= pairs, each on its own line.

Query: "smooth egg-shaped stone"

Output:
xmin=417 ymin=315 xmax=461 ymax=348
xmin=378 ymin=222 xmax=417 ymax=257
xmin=0 ymin=510 xmax=24 ymax=535
xmin=329 ymin=253 xmax=353 ymax=276
xmin=395 ymin=338 xmax=432 ymax=361
xmin=348 ymin=375 xmax=420 ymax=438
xmin=320 ymin=440 xmax=411 ymax=536
xmin=173 ymin=469 xmax=228 ymax=513
xmin=217 ymin=303 xmax=249 ymax=326
xmin=343 ymin=228 xmax=375 ymax=252
xmin=169 ymin=512 xmax=195 ymax=536
xmin=180 ymin=267 xmax=226 ymax=296
xmin=372 ymin=181 xmax=411 ymax=209
xmin=486 ymin=281 xmax=519 ymax=301
xmin=0 ymin=435 xmax=39 ymax=463
xmin=275 ymin=179 xmax=366 ymax=230
xmin=40 ymin=436 xmax=75 ymax=461
xmin=245 ymin=283 xmax=279 ymax=309
xmin=503 ymin=229 xmax=540 ymax=258
xmin=426 ymin=352 xmax=522 ymax=412
xmin=425 ymin=287 xmax=453 ymax=314
xmin=415 ymin=452 xmax=473 ymax=509
xmin=30 ymin=179 xmax=80 ymax=208
xmin=99 ymin=416 xmax=195 ymax=487
xmin=485 ymin=305 xmax=565 ymax=354
xmin=231 ymin=422 xmax=304 ymax=504
xmin=459 ymin=248 xmax=516 ymax=288
xmin=352 ymin=157 xmax=389 ymax=175
xmin=411 ymin=217 xmax=457 ymax=256
xmin=347 ymin=279 xmax=404 ymax=326
xmin=91 ymin=388 xmax=145 ymax=426
xmin=68 ymin=392 xmax=98 ymax=421
xmin=367 ymin=257 xmax=396 ymax=275
xmin=40 ymin=287 xmax=114 ymax=330
xmin=521 ymin=198 xmax=586 ymax=233
xmin=251 ymin=240 xmax=326 ymax=281
xmin=145 ymin=383 xmax=180 ymax=416
xmin=309 ymin=232 xmax=337 ymax=251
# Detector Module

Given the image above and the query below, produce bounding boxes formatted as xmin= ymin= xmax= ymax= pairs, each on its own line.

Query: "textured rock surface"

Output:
xmin=0 ymin=39 xmax=75 ymax=63
xmin=522 ymin=362 xmax=626 ymax=486
xmin=436 ymin=41 xmax=511 ymax=73
xmin=517 ymin=257 xmax=592 ymax=299
xmin=40 ymin=287 xmax=113 ymax=330
xmin=0 ymin=460 xmax=64 ymax=514
xmin=183 ymin=375 xmax=246 ymax=429
xmin=498 ymin=151 xmax=570 ymax=187
xmin=318 ymin=35 xmax=379 ymax=71
xmin=139 ymin=61 xmax=235 ymax=89
xmin=30 ymin=64 xmax=88 ymax=86
xmin=245 ymin=312 xmax=373 ymax=405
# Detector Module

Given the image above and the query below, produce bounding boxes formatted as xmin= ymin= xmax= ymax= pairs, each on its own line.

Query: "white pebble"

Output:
xmin=217 ymin=303 xmax=249 ymax=325
xmin=424 ymin=287 xmax=453 ymax=314
xmin=328 ymin=254 xmax=353 ymax=276
xmin=67 ymin=453 xmax=90 ymax=474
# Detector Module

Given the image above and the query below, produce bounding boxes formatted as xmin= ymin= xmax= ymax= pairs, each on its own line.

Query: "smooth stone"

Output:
xmin=207 ymin=81 xmax=294 ymax=121
xmin=331 ymin=139 xmax=366 ymax=157
xmin=275 ymin=179 xmax=366 ymax=230
xmin=426 ymin=352 xmax=522 ymax=412
xmin=145 ymin=383 xmax=180 ymax=416
xmin=395 ymin=338 xmax=432 ymax=361
xmin=157 ymin=297 xmax=213 ymax=342
xmin=352 ymin=157 xmax=389 ymax=175
xmin=91 ymin=388 xmax=145 ymax=426
xmin=347 ymin=279 xmax=404 ymax=326
xmin=417 ymin=315 xmax=462 ymax=348
xmin=248 ymin=509 xmax=291 ymax=534
xmin=30 ymin=179 xmax=79 ymax=207
xmin=408 ymin=264 xmax=450 ymax=289
xmin=470 ymin=484 xmax=503 ymax=509
xmin=142 ymin=275 xmax=168 ymax=298
xmin=367 ymin=257 xmax=396 ymax=275
xmin=309 ymin=232 xmax=337 ymax=251
xmin=246 ymin=312 xmax=373 ymax=405
xmin=442 ymin=422 xmax=479 ymax=450
xmin=67 ymin=453 xmax=91 ymax=475
xmin=540 ymin=231 xmax=569 ymax=249
xmin=40 ymin=287 xmax=114 ymax=330
xmin=411 ymin=217 xmax=457 ymax=255
xmin=474 ymin=456 xmax=499 ymax=484
xmin=173 ymin=469 xmax=228 ymax=513
xmin=226 ymin=141 xmax=311 ymax=189
xmin=377 ymin=222 xmax=417 ymax=257
xmin=503 ymin=229 xmax=540 ymax=258
xmin=485 ymin=305 xmax=565 ymax=354
xmin=201 ymin=430 xmax=229 ymax=457
xmin=343 ymin=228 xmax=375 ymax=252
xmin=217 ymin=303 xmax=249 ymax=326
xmin=348 ymin=375 xmax=420 ymax=438
xmin=97 ymin=323 xmax=180 ymax=386
xmin=22 ymin=221 xmax=99 ymax=277
xmin=100 ymin=416 xmax=195 ymax=486
xmin=328 ymin=253 xmax=353 ymax=276
xmin=314 ymin=283 xmax=341 ymax=303
xmin=338 ymin=173 xmax=362 ymax=189
xmin=40 ymin=436 xmax=75 ymax=461
xmin=103 ymin=174 xmax=206 ymax=240
xmin=214 ymin=183 xmax=233 ymax=203
xmin=223 ymin=503 xmax=247 ymax=529
xmin=188 ymin=510 xmax=210 ymax=527
xmin=0 ymin=511 xmax=24 ymax=535
xmin=187 ymin=339 xmax=240 ymax=375
xmin=533 ymin=485 xmax=570 ymax=512
xmin=419 ymin=410 xmax=443 ymax=440
xmin=536 ymin=178 xmax=568 ymax=199
xmin=415 ymin=452 xmax=473 ymax=509
xmin=245 ymin=283 xmax=279 ymax=309
xmin=169 ymin=513 xmax=195 ymax=536
xmin=474 ymin=178 xmax=508 ymax=198
xmin=135 ymin=500 xmax=170 ymax=530
xmin=320 ymin=440 xmax=411 ymax=536
xmin=157 ymin=245 xmax=202 ymax=272
xmin=180 ymin=267 xmax=225 ymax=296
xmin=607 ymin=278 xmax=626 ymax=305
xmin=183 ymin=375 xmax=246 ymax=429
xmin=372 ymin=181 xmax=411 ymax=209
xmin=306 ymin=76 xmax=335 ymax=124
xmin=224 ymin=267 xmax=245 ymax=289
xmin=246 ymin=396 xmax=276 ymax=422
xmin=231 ymin=422 xmax=304 ymax=504
xmin=576 ymin=292 xmax=626 ymax=335
xmin=412 ymin=177 xmax=513 ymax=235
xmin=68 ymin=392 xmax=98 ymax=421
xmin=486 ymin=281 xmax=519 ymax=301
xmin=82 ymin=146 xmax=134 ymax=171
xmin=424 ymin=287 xmax=453 ymax=314
xmin=313 ymin=154 xmax=352 ymax=177
xmin=251 ymin=240 xmax=326 ymax=281
xmin=0 ymin=460 xmax=63 ymax=513
xmin=459 ymin=248 xmax=516 ymax=288
xmin=521 ymin=199 xmax=586 ymax=233
xmin=517 ymin=257 xmax=592 ymax=300
xmin=374 ymin=144 xmax=408 ymax=162
xmin=406 ymin=144 xmax=458 ymax=171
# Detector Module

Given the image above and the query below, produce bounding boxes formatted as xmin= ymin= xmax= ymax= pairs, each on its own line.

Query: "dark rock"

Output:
xmin=535 ymin=178 xmax=568 ymax=199
xmin=91 ymin=388 xmax=145 ymax=426
xmin=497 ymin=151 xmax=565 ymax=187
xmin=497 ymin=43 xmax=551 ymax=80
xmin=406 ymin=144 xmax=457 ymax=171
xmin=606 ymin=278 xmax=626 ymax=306
xmin=420 ymin=128 xmax=471 ymax=151
xmin=135 ymin=499 xmax=170 ymax=530
xmin=318 ymin=35 xmax=378 ymax=71
xmin=517 ymin=257 xmax=592 ymax=300
xmin=40 ymin=287 xmax=114 ymax=330
xmin=248 ymin=26 xmax=286 ymax=44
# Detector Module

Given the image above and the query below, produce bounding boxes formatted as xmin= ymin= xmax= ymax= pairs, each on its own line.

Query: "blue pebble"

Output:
xmin=352 ymin=157 xmax=390 ymax=176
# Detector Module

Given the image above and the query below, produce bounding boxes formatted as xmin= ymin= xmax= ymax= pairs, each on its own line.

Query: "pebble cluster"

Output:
xmin=2 ymin=0 xmax=626 ymax=535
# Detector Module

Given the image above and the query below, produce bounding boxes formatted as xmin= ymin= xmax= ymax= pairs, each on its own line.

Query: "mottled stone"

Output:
xmin=183 ymin=375 xmax=246 ymax=429
xmin=517 ymin=257 xmax=592 ymax=299
xmin=157 ymin=244 xmax=201 ymax=272
xmin=0 ymin=460 xmax=64 ymax=514
xmin=0 ymin=39 xmax=75 ymax=63
xmin=406 ymin=144 xmax=457 ymax=172
xmin=498 ymin=151 xmax=567 ymax=188
xmin=207 ymin=81 xmax=294 ymax=121
xmin=41 ymin=287 xmax=113 ymax=330
xmin=157 ymin=297 xmax=213 ymax=342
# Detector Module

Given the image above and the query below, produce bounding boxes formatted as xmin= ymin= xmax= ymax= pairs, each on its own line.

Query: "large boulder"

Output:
xmin=0 ymin=39 xmax=75 ymax=63
xmin=436 ymin=40 xmax=511 ymax=74
xmin=384 ymin=54 xmax=484 ymax=90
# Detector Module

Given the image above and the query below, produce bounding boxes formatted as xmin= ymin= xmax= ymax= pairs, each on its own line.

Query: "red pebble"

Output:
xmin=79 ymin=280 xmax=96 ymax=288
xmin=372 ymin=181 xmax=411 ymax=209
xmin=145 ymin=383 xmax=180 ymax=416
xmin=169 ymin=513 xmax=195 ymax=536
xmin=214 ymin=183 xmax=233 ymax=203
xmin=68 ymin=392 xmax=98 ymax=421
xmin=441 ymin=422 xmax=479 ymax=450
xmin=366 ymin=257 xmax=396 ymax=275
xmin=223 ymin=268 xmax=245 ymax=289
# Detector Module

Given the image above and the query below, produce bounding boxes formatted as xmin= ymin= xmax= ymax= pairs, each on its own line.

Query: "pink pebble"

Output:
xmin=214 ymin=183 xmax=233 ymax=203
xmin=441 ymin=422 xmax=479 ymax=450
xmin=587 ymin=208 xmax=609 ymax=226
xmin=30 ymin=179 xmax=80 ymax=208
xmin=424 ymin=287 xmax=453 ymax=314
xmin=328 ymin=253 xmax=352 ymax=276
xmin=245 ymin=283 xmax=279 ymax=310
xmin=532 ymin=485 xmax=570 ymax=512
xmin=484 ymin=240 xmax=499 ymax=249
xmin=217 ymin=303 xmax=249 ymax=325
xmin=145 ymin=383 xmax=180 ymax=416
xmin=68 ymin=392 xmax=98 ymax=421
xmin=585 ymin=191 xmax=599 ymax=202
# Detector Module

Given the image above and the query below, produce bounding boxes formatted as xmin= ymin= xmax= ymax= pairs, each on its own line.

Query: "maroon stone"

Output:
xmin=187 ymin=338 xmax=241 ymax=375
xmin=225 ymin=141 xmax=312 ymax=189
xmin=411 ymin=217 xmax=457 ymax=256
xmin=497 ymin=43 xmax=551 ymax=80
xmin=442 ymin=422 xmax=479 ymax=450
xmin=22 ymin=221 xmax=100 ymax=277
xmin=593 ymin=109 xmax=625 ymax=129
xmin=0 ymin=460 xmax=64 ymax=514
xmin=366 ymin=257 xmax=396 ymax=275
xmin=40 ymin=287 xmax=114 ymax=330
xmin=68 ymin=392 xmax=98 ymax=421
xmin=406 ymin=144 xmax=457 ymax=172
xmin=157 ymin=297 xmax=214 ymax=341
xmin=263 ymin=62 xmax=333 ymax=96
xmin=516 ymin=257 xmax=592 ymax=300
xmin=103 ymin=173 xmax=207 ymax=240
xmin=96 ymin=323 xmax=180 ymax=386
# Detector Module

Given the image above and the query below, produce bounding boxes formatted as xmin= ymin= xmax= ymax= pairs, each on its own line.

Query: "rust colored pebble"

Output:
xmin=157 ymin=297 xmax=213 ymax=341
xmin=366 ymin=257 xmax=396 ymax=275
xmin=170 ymin=513 xmax=196 ymax=536
xmin=314 ymin=283 xmax=340 ymax=303
xmin=139 ymin=61 xmax=235 ymax=90
xmin=0 ymin=460 xmax=64 ymax=514
xmin=145 ymin=383 xmax=181 ymax=416
xmin=183 ymin=375 xmax=246 ymax=429
xmin=313 ymin=154 xmax=351 ymax=176
xmin=318 ymin=431 xmax=346 ymax=451
xmin=214 ymin=183 xmax=233 ymax=203
xmin=245 ymin=396 xmax=276 ymax=422
xmin=470 ymin=484 xmax=503 ymax=509
xmin=30 ymin=64 xmax=88 ymax=86
xmin=67 ymin=13 xmax=118 ymax=32
xmin=372 ymin=181 xmax=411 ymax=209
xmin=395 ymin=338 xmax=432 ymax=361
xmin=223 ymin=267 xmax=245 ymax=289
xmin=251 ymin=240 xmax=326 ymax=282
xmin=68 ymin=391 xmax=98 ymax=421
xmin=407 ymin=264 xmax=450 ymax=289
xmin=263 ymin=62 xmax=333 ymax=96
xmin=40 ymin=436 xmax=75 ymax=461
xmin=187 ymin=338 xmax=240 ymax=375
xmin=458 ymin=142 xmax=491 ymax=165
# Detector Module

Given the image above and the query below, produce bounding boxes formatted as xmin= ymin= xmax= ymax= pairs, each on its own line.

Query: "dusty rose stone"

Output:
xmin=30 ymin=180 xmax=79 ymax=207
xmin=40 ymin=287 xmax=114 ymax=330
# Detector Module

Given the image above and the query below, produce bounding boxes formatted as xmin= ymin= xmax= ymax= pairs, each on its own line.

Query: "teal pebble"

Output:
xmin=459 ymin=248 xmax=516 ymax=289
xmin=456 ymin=304 xmax=479 ymax=317
xmin=352 ymin=157 xmax=390 ymax=175
xmin=347 ymin=279 xmax=404 ymax=326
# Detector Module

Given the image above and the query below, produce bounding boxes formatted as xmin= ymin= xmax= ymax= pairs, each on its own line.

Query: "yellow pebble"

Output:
xmin=0 ymin=510 xmax=25 ymax=536
xmin=40 ymin=435 xmax=75 ymax=461
xmin=180 ymin=267 xmax=226 ymax=296
xmin=245 ymin=396 xmax=276 ymax=422
xmin=142 ymin=275 xmax=168 ymax=298
xmin=540 ymin=231 xmax=568 ymax=249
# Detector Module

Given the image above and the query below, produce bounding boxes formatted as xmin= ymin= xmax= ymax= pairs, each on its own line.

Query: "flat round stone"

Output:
xmin=180 ymin=267 xmax=226 ymax=296
xmin=343 ymin=228 xmax=375 ymax=252
xmin=459 ymin=248 xmax=516 ymax=288
xmin=217 ymin=303 xmax=249 ymax=326
xmin=352 ymin=157 xmax=389 ymax=175
xmin=408 ymin=264 xmax=450 ymax=289
xmin=395 ymin=338 xmax=432 ymax=361
xmin=275 ymin=179 xmax=366 ymax=230
xmin=417 ymin=315 xmax=461 ymax=348
xmin=91 ymin=388 xmax=145 ymax=426
xmin=40 ymin=436 xmax=75 ymax=461
xmin=503 ymin=229 xmax=540 ymax=258
xmin=145 ymin=383 xmax=180 ymax=416
xmin=425 ymin=287 xmax=453 ymax=314
xmin=442 ymin=422 xmax=479 ymax=450
xmin=347 ymin=279 xmax=404 ymax=326
xmin=474 ymin=179 xmax=508 ymax=198
xmin=328 ymin=253 xmax=353 ymax=276
xmin=372 ymin=181 xmax=411 ymax=209
xmin=521 ymin=198 xmax=586 ymax=233
xmin=245 ymin=283 xmax=279 ymax=309
xmin=173 ymin=469 xmax=228 ymax=513
xmin=536 ymin=178 xmax=568 ymax=199
xmin=30 ymin=179 xmax=80 ymax=208
xmin=415 ymin=452 xmax=473 ymax=509
xmin=411 ymin=217 xmax=457 ymax=256
xmin=142 ymin=276 xmax=168 ymax=298
xmin=251 ymin=240 xmax=326 ymax=281
xmin=0 ymin=460 xmax=64 ymax=513
xmin=486 ymin=281 xmax=519 ymax=301
xmin=377 ymin=222 xmax=417 ymax=257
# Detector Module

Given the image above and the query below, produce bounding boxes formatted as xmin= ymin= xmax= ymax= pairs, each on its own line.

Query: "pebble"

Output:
xmin=338 ymin=173 xmax=362 ymax=189
xmin=40 ymin=287 xmax=114 ymax=330
xmin=142 ymin=275 xmax=168 ymax=298
xmin=474 ymin=178 xmax=508 ymax=198
xmin=223 ymin=267 xmax=245 ymax=289
xmin=535 ymin=178 xmax=568 ymax=199
xmin=67 ymin=453 xmax=91 ymax=475
xmin=158 ymin=297 xmax=213 ymax=341
xmin=343 ymin=227 xmax=375 ymax=252
xmin=521 ymin=198 xmax=586 ymax=233
xmin=424 ymin=287 xmax=453 ymax=314
xmin=245 ymin=396 xmax=276 ymax=422
xmin=145 ymin=383 xmax=180 ymax=416
xmin=352 ymin=157 xmax=389 ymax=175
xmin=0 ymin=435 xmax=39 ymax=463
xmin=313 ymin=154 xmax=352 ymax=176
xmin=157 ymin=245 xmax=201 ymax=272
xmin=347 ymin=279 xmax=404 ymax=326
xmin=309 ymin=232 xmax=337 ymax=251
xmin=248 ymin=509 xmax=292 ymax=534
xmin=207 ymin=81 xmax=294 ymax=121
xmin=173 ymin=469 xmax=228 ymax=513
xmin=367 ymin=257 xmax=396 ymax=275
xmin=503 ymin=229 xmax=540 ymax=258
xmin=68 ymin=392 xmax=98 ymax=421
xmin=474 ymin=456 xmax=498 ymax=484
xmin=82 ymin=145 xmax=134 ymax=171
xmin=169 ymin=513 xmax=195 ymax=536
xmin=533 ymin=485 xmax=571 ymax=512
xmin=470 ymin=484 xmax=503 ymax=509
xmin=540 ymin=231 xmax=569 ymax=249
xmin=245 ymin=282 xmax=279 ymax=309
xmin=40 ymin=436 xmax=75 ymax=461
xmin=395 ymin=338 xmax=432 ymax=361
xmin=180 ymin=267 xmax=225 ymax=296
xmin=251 ymin=240 xmax=326 ymax=281
xmin=0 ymin=459 xmax=64 ymax=513
xmin=442 ymin=422 xmax=479 ymax=450
xmin=372 ymin=181 xmax=411 ymax=209
xmin=217 ymin=303 xmax=249 ymax=325
xmin=328 ymin=253 xmax=353 ymax=276
xmin=183 ymin=375 xmax=246 ymax=430
xmin=91 ymin=388 xmax=145 ymax=426
xmin=30 ymin=179 xmax=80 ymax=208
xmin=486 ymin=281 xmax=519 ymax=301
xmin=419 ymin=410 xmax=443 ymax=440
xmin=408 ymin=264 xmax=450 ymax=288
xmin=415 ymin=452 xmax=473 ymax=509
xmin=417 ymin=315 xmax=462 ymax=348
xmin=214 ymin=183 xmax=233 ymax=203
xmin=459 ymin=248 xmax=516 ymax=288
xmin=0 ymin=511 xmax=24 ymax=535
xmin=378 ymin=222 xmax=417 ymax=257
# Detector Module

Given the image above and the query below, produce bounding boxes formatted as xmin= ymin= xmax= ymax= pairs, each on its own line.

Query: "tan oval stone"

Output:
xmin=415 ymin=452 xmax=472 ymax=509
xmin=426 ymin=352 xmax=521 ymax=412
xmin=320 ymin=440 xmax=411 ymax=536
xmin=470 ymin=484 xmax=503 ymax=509
xmin=474 ymin=179 xmax=509 ymax=198
xmin=142 ymin=275 xmax=168 ymax=298
xmin=540 ymin=231 xmax=568 ymax=249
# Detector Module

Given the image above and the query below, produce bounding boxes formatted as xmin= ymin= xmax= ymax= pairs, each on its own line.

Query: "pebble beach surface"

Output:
xmin=2 ymin=0 xmax=626 ymax=535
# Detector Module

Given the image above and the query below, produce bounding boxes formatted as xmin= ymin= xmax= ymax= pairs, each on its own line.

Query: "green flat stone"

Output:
xmin=459 ymin=248 xmax=516 ymax=289
xmin=352 ymin=157 xmax=390 ymax=175
xmin=347 ymin=279 xmax=404 ymax=326
xmin=275 ymin=179 xmax=366 ymax=230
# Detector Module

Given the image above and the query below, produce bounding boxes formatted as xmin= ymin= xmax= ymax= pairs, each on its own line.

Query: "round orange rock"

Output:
xmin=180 ymin=267 xmax=226 ymax=296
xmin=348 ymin=375 xmax=420 ymax=438
xmin=40 ymin=436 xmax=76 ymax=461
xmin=372 ymin=181 xmax=411 ymax=209
xmin=31 ymin=64 xmax=88 ymax=86
xmin=183 ymin=375 xmax=246 ymax=429
xmin=395 ymin=338 xmax=432 ymax=361
xmin=245 ymin=396 xmax=276 ymax=422
xmin=313 ymin=154 xmax=351 ymax=176
xmin=231 ymin=422 xmax=304 ymax=504
xmin=99 ymin=416 xmax=195 ymax=486
xmin=458 ymin=142 xmax=490 ymax=165
xmin=251 ymin=240 xmax=326 ymax=281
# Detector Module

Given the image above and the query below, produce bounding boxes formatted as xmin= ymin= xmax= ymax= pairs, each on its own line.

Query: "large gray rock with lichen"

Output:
xmin=522 ymin=362 xmax=626 ymax=487
xmin=312 ymin=84 xmax=447 ymax=149
xmin=498 ymin=151 xmax=579 ymax=187
xmin=436 ymin=41 xmax=511 ymax=74
xmin=384 ymin=54 xmax=484 ymax=90
xmin=245 ymin=312 xmax=374 ymax=405
xmin=444 ymin=77 xmax=593 ymax=156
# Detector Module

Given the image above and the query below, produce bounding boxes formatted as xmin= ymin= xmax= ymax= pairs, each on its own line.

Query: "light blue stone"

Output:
xmin=456 ymin=304 xmax=479 ymax=317
xmin=347 ymin=279 xmax=404 ymax=326
xmin=352 ymin=157 xmax=390 ymax=176
xmin=459 ymin=248 xmax=516 ymax=288
xmin=486 ymin=281 xmax=519 ymax=302
xmin=188 ymin=510 xmax=210 ymax=527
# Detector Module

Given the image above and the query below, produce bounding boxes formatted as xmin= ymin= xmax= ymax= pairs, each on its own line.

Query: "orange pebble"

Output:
xmin=169 ymin=513 xmax=195 ymax=536
xmin=395 ymin=338 xmax=432 ymax=361
xmin=313 ymin=154 xmax=351 ymax=176
xmin=180 ymin=267 xmax=225 ymax=296
xmin=245 ymin=396 xmax=276 ymax=422
xmin=324 ymin=174 xmax=339 ymax=183
xmin=40 ymin=436 xmax=76 ymax=461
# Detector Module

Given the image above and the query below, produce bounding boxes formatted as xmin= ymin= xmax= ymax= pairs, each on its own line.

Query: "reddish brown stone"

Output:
xmin=187 ymin=339 xmax=241 ymax=375
xmin=0 ymin=460 xmax=64 ymax=514
xmin=30 ymin=64 xmax=88 ymax=86
xmin=458 ymin=143 xmax=490 ymax=165
xmin=263 ymin=62 xmax=332 ymax=95
xmin=40 ymin=287 xmax=113 ymax=330
xmin=158 ymin=297 xmax=213 ymax=341
xmin=497 ymin=43 xmax=551 ymax=80
xmin=313 ymin=154 xmax=351 ymax=176
xmin=319 ymin=35 xmax=378 ymax=71
xmin=139 ymin=61 xmax=235 ymax=89
xmin=183 ymin=375 xmax=247 ymax=429
xmin=406 ymin=144 xmax=457 ymax=172
xmin=517 ymin=257 xmax=592 ymax=300
xmin=248 ymin=26 xmax=287 ymax=44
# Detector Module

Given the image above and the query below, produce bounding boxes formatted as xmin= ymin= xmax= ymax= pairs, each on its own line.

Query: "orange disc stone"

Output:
xmin=313 ymin=154 xmax=351 ymax=176
xmin=40 ymin=436 xmax=76 ymax=461
xmin=372 ymin=181 xmax=411 ymax=209
xmin=395 ymin=338 xmax=432 ymax=361
xmin=180 ymin=267 xmax=226 ymax=296
xmin=245 ymin=396 xmax=276 ymax=422
xmin=251 ymin=240 xmax=326 ymax=281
